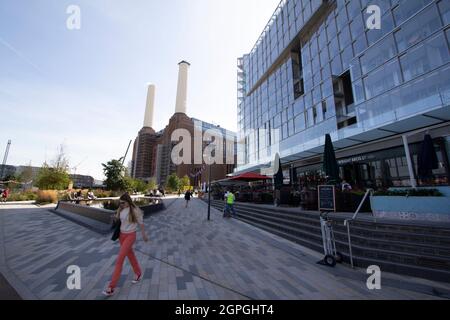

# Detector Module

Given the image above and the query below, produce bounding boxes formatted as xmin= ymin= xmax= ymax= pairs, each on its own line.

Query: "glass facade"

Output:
xmin=237 ymin=0 xmax=450 ymax=178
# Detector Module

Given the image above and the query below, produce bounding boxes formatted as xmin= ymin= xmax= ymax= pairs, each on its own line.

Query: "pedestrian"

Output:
xmin=224 ymin=189 xmax=237 ymax=218
xmin=184 ymin=189 xmax=192 ymax=208
xmin=1 ymin=188 xmax=9 ymax=203
xmin=103 ymin=193 xmax=149 ymax=297
xmin=342 ymin=180 xmax=352 ymax=192
xmin=87 ymin=189 xmax=96 ymax=200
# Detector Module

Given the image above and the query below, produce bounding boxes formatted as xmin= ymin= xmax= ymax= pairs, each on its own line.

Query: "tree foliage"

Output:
xmin=35 ymin=145 xmax=71 ymax=190
xmin=179 ymin=175 xmax=191 ymax=191
xmin=102 ymin=159 xmax=126 ymax=191
xmin=35 ymin=163 xmax=71 ymax=190
xmin=166 ymin=173 xmax=180 ymax=192
xmin=147 ymin=178 xmax=158 ymax=191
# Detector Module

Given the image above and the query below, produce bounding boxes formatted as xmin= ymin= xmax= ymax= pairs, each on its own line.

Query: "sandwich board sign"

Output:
xmin=318 ymin=185 xmax=336 ymax=212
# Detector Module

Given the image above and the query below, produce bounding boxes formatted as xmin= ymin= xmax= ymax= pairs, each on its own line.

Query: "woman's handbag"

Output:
xmin=111 ymin=218 xmax=121 ymax=241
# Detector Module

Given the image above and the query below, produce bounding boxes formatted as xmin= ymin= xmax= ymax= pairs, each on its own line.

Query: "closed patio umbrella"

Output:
xmin=418 ymin=134 xmax=438 ymax=180
xmin=274 ymin=157 xmax=283 ymax=191
xmin=323 ymin=134 xmax=340 ymax=184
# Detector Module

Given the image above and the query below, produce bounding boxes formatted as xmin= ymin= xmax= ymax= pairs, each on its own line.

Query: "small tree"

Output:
xmin=179 ymin=175 xmax=191 ymax=191
xmin=35 ymin=163 xmax=71 ymax=190
xmin=166 ymin=174 xmax=180 ymax=193
xmin=147 ymin=178 xmax=158 ymax=192
xmin=34 ymin=144 xmax=71 ymax=190
xmin=102 ymin=160 xmax=126 ymax=191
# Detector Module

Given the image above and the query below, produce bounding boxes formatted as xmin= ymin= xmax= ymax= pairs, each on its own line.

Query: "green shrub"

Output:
xmin=6 ymin=191 xmax=38 ymax=202
xmin=374 ymin=189 xmax=443 ymax=197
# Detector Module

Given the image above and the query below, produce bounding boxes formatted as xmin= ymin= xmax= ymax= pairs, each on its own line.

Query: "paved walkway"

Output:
xmin=0 ymin=199 xmax=449 ymax=300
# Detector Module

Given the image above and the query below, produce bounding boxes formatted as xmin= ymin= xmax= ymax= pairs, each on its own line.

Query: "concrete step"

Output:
xmin=214 ymin=202 xmax=450 ymax=256
xmin=209 ymin=200 xmax=450 ymax=283
xmin=215 ymin=201 xmax=450 ymax=246
xmin=231 ymin=212 xmax=450 ymax=283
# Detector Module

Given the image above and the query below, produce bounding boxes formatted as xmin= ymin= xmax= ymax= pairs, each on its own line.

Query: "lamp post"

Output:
xmin=208 ymin=162 xmax=211 ymax=221
xmin=204 ymin=154 xmax=212 ymax=221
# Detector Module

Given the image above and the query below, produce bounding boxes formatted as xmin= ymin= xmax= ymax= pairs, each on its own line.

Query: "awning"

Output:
xmin=229 ymin=172 xmax=271 ymax=181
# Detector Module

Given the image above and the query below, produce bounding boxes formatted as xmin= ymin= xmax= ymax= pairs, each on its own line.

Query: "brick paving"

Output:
xmin=0 ymin=200 xmax=449 ymax=300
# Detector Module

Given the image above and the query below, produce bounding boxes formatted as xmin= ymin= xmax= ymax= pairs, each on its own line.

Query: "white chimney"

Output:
xmin=175 ymin=60 xmax=190 ymax=114
xmin=143 ymin=84 xmax=155 ymax=128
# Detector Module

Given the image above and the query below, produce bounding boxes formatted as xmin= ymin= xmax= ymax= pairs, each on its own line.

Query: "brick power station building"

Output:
xmin=131 ymin=61 xmax=236 ymax=189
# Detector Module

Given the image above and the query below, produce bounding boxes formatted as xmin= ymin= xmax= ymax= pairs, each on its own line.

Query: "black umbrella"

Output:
xmin=323 ymin=134 xmax=340 ymax=183
xmin=418 ymin=134 xmax=438 ymax=179
xmin=274 ymin=157 xmax=284 ymax=191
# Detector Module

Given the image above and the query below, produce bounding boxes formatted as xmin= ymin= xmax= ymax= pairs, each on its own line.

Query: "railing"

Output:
xmin=343 ymin=188 xmax=375 ymax=268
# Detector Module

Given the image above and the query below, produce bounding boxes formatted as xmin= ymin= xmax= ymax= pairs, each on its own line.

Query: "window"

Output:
xmin=320 ymin=48 xmax=329 ymax=67
xmin=282 ymin=123 xmax=288 ymax=140
xmin=350 ymin=13 xmax=365 ymax=39
xmin=336 ymin=7 xmax=348 ymax=29
xmin=352 ymin=79 xmax=366 ymax=104
xmin=400 ymin=33 xmax=450 ymax=82
xmin=312 ymin=86 xmax=321 ymax=105
xmin=321 ymin=80 xmax=333 ymax=99
xmin=326 ymin=18 xmax=337 ymax=41
xmin=274 ymin=114 xmax=281 ymax=128
xmin=360 ymin=35 xmax=397 ymax=74
xmin=347 ymin=0 xmax=362 ymax=20
xmin=393 ymin=0 xmax=433 ymax=26
xmin=438 ymin=0 xmax=450 ymax=25
xmin=339 ymin=25 xmax=352 ymax=50
xmin=350 ymin=58 xmax=362 ymax=80
xmin=353 ymin=33 xmax=368 ymax=55
xmin=318 ymin=29 xmax=328 ymax=50
xmin=321 ymin=101 xmax=328 ymax=119
xmin=331 ymin=55 xmax=343 ymax=76
xmin=306 ymin=108 xmax=314 ymax=127
xmin=329 ymin=35 xmax=340 ymax=58
xmin=288 ymin=119 xmax=295 ymax=137
xmin=395 ymin=5 xmax=442 ymax=53
xmin=294 ymin=113 xmax=306 ymax=133
xmin=341 ymin=45 xmax=354 ymax=71
xmin=364 ymin=60 xmax=402 ymax=99
xmin=293 ymin=97 xmax=305 ymax=115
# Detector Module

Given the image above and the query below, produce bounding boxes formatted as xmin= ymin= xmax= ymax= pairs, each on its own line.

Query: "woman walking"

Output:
xmin=184 ymin=189 xmax=192 ymax=208
xmin=103 ymin=193 xmax=149 ymax=297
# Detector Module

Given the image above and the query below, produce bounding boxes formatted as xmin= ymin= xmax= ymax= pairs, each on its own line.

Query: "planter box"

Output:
xmin=370 ymin=196 xmax=450 ymax=222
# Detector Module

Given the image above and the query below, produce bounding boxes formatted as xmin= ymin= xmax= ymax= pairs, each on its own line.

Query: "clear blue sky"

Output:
xmin=0 ymin=0 xmax=279 ymax=180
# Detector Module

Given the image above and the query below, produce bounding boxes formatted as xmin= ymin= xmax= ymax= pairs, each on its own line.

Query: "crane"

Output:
xmin=0 ymin=140 xmax=11 ymax=180
xmin=119 ymin=140 xmax=132 ymax=166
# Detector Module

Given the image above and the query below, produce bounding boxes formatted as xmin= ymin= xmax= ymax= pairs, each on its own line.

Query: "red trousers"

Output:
xmin=109 ymin=232 xmax=142 ymax=289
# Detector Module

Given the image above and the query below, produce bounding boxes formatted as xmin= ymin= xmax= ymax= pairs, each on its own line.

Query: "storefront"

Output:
xmin=292 ymin=137 xmax=450 ymax=191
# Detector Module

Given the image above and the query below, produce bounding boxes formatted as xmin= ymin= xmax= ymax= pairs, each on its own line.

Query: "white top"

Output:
xmin=119 ymin=207 xmax=144 ymax=234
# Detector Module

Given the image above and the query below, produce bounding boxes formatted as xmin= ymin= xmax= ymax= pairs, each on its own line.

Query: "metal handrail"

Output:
xmin=343 ymin=188 xmax=375 ymax=268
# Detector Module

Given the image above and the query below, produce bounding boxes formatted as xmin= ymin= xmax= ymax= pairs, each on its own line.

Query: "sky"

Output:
xmin=0 ymin=0 xmax=280 ymax=180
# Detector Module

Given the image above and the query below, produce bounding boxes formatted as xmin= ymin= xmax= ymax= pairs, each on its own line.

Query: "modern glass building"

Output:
xmin=236 ymin=0 xmax=450 ymax=189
